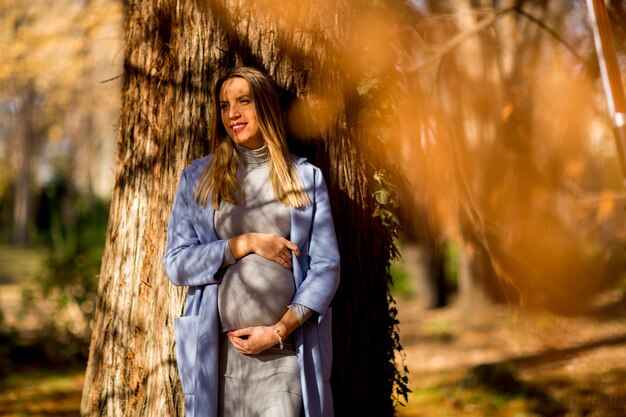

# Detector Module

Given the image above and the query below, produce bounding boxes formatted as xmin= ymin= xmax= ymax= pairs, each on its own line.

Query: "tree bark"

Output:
xmin=82 ymin=1 xmax=400 ymax=415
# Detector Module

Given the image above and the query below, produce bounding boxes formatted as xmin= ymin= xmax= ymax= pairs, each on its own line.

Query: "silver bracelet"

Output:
xmin=273 ymin=326 xmax=284 ymax=349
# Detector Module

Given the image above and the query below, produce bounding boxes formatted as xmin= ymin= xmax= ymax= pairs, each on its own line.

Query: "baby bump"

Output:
xmin=218 ymin=254 xmax=295 ymax=332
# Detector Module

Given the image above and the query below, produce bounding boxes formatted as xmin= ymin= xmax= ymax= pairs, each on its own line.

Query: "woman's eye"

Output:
xmin=240 ymin=99 xmax=250 ymax=105
xmin=220 ymin=104 xmax=228 ymax=111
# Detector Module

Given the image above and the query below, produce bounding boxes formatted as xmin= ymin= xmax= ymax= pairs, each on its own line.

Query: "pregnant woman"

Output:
xmin=163 ymin=67 xmax=340 ymax=417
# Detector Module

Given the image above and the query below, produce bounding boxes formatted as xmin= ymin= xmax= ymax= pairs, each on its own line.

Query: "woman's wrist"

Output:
xmin=229 ymin=233 xmax=254 ymax=260
xmin=276 ymin=319 xmax=288 ymax=337
xmin=275 ymin=309 xmax=299 ymax=338
xmin=272 ymin=324 xmax=284 ymax=349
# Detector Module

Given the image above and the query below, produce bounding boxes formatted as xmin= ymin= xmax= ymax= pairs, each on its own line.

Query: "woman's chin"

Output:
xmin=229 ymin=133 xmax=263 ymax=149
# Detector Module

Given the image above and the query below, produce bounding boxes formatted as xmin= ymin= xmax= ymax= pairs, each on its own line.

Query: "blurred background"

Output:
xmin=0 ymin=0 xmax=122 ymax=414
xmin=1 ymin=0 xmax=626 ymax=415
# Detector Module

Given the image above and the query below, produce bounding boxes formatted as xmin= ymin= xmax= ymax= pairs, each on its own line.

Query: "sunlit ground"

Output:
xmin=2 ymin=246 xmax=626 ymax=416
xmin=394 ymin=293 xmax=626 ymax=417
xmin=2 ymin=296 xmax=626 ymax=417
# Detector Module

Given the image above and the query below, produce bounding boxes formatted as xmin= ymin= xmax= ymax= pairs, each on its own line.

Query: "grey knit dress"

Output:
xmin=215 ymin=144 xmax=303 ymax=417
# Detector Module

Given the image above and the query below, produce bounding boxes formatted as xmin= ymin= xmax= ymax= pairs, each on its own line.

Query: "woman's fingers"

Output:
xmin=251 ymin=234 xmax=299 ymax=269
xmin=227 ymin=332 xmax=250 ymax=353
xmin=275 ymin=238 xmax=296 ymax=269
xmin=229 ymin=328 xmax=251 ymax=338
xmin=285 ymin=240 xmax=300 ymax=257
xmin=227 ymin=326 xmax=276 ymax=355
xmin=280 ymin=252 xmax=292 ymax=269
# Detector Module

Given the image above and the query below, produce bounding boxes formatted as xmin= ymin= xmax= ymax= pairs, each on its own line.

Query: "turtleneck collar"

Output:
xmin=236 ymin=143 xmax=269 ymax=165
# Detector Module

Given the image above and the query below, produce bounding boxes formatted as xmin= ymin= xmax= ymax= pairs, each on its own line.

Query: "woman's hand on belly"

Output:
xmin=228 ymin=233 xmax=300 ymax=270
xmin=227 ymin=325 xmax=280 ymax=355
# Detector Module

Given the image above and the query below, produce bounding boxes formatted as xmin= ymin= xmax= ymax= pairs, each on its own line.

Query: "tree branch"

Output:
xmin=413 ymin=5 xmax=587 ymax=72
xmin=514 ymin=6 xmax=587 ymax=64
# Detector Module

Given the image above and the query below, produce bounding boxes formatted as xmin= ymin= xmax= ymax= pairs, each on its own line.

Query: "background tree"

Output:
xmin=0 ymin=0 xmax=121 ymax=244
xmin=393 ymin=0 xmax=626 ymax=313
xmin=0 ymin=0 xmax=122 ymax=358
xmin=81 ymin=0 xmax=407 ymax=415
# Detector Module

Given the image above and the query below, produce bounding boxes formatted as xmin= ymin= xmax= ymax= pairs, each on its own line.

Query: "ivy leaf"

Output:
xmin=373 ymin=189 xmax=390 ymax=205
xmin=357 ymin=78 xmax=380 ymax=96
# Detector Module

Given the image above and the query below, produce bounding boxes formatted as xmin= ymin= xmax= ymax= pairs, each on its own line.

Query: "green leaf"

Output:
xmin=357 ymin=78 xmax=380 ymax=96
xmin=373 ymin=189 xmax=391 ymax=204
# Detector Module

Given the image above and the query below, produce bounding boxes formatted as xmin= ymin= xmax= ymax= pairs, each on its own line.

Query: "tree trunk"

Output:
xmin=458 ymin=239 xmax=496 ymax=312
xmin=402 ymin=244 xmax=431 ymax=303
xmin=13 ymin=81 xmax=37 ymax=247
xmin=402 ymin=241 xmax=448 ymax=309
xmin=81 ymin=1 xmax=400 ymax=415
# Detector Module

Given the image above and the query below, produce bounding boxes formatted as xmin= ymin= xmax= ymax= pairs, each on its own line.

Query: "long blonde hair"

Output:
xmin=195 ymin=67 xmax=310 ymax=209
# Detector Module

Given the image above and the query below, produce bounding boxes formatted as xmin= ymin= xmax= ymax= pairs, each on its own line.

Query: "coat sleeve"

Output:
xmin=162 ymin=168 xmax=228 ymax=287
xmin=291 ymin=167 xmax=340 ymax=315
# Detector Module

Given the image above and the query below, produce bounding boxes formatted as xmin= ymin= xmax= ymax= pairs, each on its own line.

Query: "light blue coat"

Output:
xmin=163 ymin=155 xmax=340 ymax=417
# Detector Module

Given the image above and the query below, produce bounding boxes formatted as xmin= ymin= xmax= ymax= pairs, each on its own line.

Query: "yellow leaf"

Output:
xmin=596 ymin=191 xmax=615 ymax=222
xmin=501 ymin=104 xmax=514 ymax=121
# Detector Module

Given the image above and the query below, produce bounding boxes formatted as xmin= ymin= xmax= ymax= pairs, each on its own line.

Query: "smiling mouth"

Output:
xmin=231 ymin=123 xmax=246 ymax=133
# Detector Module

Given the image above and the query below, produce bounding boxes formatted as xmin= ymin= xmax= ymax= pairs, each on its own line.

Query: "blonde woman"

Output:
xmin=163 ymin=67 xmax=340 ymax=417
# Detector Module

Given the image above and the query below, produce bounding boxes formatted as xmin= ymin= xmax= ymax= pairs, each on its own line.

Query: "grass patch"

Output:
xmin=397 ymin=364 xmax=567 ymax=417
xmin=0 ymin=367 xmax=84 ymax=417
xmin=0 ymin=245 xmax=44 ymax=285
xmin=422 ymin=319 xmax=454 ymax=343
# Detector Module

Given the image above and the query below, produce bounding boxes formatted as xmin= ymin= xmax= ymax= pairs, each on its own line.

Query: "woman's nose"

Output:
xmin=228 ymin=105 xmax=240 ymax=119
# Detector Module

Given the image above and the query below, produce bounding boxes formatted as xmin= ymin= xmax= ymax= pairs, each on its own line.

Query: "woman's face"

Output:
xmin=219 ymin=77 xmax=263 ymax=149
